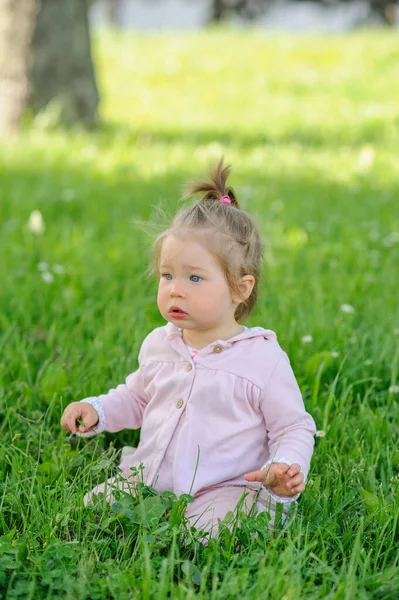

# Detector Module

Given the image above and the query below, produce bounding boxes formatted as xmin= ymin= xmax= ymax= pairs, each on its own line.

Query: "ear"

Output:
xmin=233 ymin=275 xmax=255 ymax=304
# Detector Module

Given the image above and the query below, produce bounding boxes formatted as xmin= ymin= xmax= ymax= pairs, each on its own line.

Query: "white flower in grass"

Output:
xmin=368 ymin=250 xmax=380 ymax=262
xmin=270 ymin=200 xmax=284 ymax=214
xmin=62 ymin=189 xmax=76 ymax=202
xmin=340 ymin=304 xmax=355 ymax=314
xmin=37 ymin=262 xmax=48 ymax=272
xmin=53 ymin=264 xmax=64 ymax=274
xmin=393 ymin=329 xmax=399 ymax=336
xmin=364 ymin=359 xmax=373 ymax=366
xmin=307 ymin=479 xmax=314 ymax=487
xmin=315 ymin=430 xmax=326 ymax=437
xmin=357 ymin=145 xmax=375 ymax=170
xmin=301 ymin=335 xmax=313 ymax=343
xmin=27 ymin=210 xmax=45 ymax=235
xmin=388 ymin=385 xmax=399 ymax=394
xmin=331 ymin=352 xmax=339 ymax=358
xmin=369 ymin=230 xmax=380 ymax=241
xmin=383 ymin=232 xmax=399 ymax=247
xmin=82 ymin=145 xmax=97 ymax=159
xmin=41 ymin=271 xmax=54 ymax=284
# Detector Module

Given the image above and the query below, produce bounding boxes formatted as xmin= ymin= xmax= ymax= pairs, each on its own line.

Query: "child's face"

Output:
xmin=157 ymin=235 xmax=239 ymax=332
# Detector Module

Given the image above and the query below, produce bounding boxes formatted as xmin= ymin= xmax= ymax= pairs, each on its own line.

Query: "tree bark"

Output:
xmin=370 ymin=0 xmax=397 ymax=24
xmin=0 ymin=0 xmax=39 ymax=133
xmin=106 ymin=0 xmax=120 ymax=27
xmin=0 ymin=0 xmax=99 ymax=134
xmin=210 ymin=0 xmax=227 ymax=22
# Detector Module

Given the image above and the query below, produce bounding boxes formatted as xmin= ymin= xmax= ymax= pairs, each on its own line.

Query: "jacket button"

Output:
xmin=176 ymin=399 xmax=184 ymax=409
xmin=213 ymin=344 xmax=223 ymax=354
xmin=186 ymin=363 xmax=193 ymax=372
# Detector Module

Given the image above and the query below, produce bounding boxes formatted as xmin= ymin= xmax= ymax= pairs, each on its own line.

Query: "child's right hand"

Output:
xmin=60 ymin=402 xmax=99 ymax=435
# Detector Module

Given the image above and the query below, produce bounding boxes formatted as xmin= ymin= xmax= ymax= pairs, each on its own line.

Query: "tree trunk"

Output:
xmin=210 ymin=0 xmax=227 ymax=22
xmin=0 ymin=0 xmax=99 ymax=134
xmin=370 ymin=0 xmax=397 ymax=24
xmin=106 ymin=0 xmax=120 ymax=27
xmin=0 ymin=0 xmax=39 ymax=133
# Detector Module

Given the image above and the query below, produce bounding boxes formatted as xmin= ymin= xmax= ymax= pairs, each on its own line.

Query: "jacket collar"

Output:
xmin=164 ymin=321 xmax=277 ymax=356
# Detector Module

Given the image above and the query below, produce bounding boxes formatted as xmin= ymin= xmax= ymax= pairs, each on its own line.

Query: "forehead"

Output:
xmin=160 ymin=235 xmax=219 ymax=270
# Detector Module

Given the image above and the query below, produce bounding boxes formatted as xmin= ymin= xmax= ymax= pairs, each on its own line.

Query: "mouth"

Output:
xmin=169 ymin=306 xmax=188 ymax=319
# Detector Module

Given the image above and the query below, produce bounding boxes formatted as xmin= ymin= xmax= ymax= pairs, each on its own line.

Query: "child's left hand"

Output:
xmin=244 ymin=463 xmax=304 ymax=497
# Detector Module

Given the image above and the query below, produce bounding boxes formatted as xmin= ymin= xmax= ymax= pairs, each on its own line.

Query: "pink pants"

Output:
xmin=84 ymin=448 xmax=290 ymax=536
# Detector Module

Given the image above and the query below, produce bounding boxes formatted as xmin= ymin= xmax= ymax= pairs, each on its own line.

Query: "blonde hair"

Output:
xmin=148 ymin=158 xmax=263 ymax=321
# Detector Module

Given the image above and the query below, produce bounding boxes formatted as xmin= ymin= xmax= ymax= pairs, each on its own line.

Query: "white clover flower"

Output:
xmin=315 ymin=430 xmax=326 ymax=437
xmin=301 ymin=335 xmax=313 ymax=343
xmin=394 ymin=329 xmax=399 ymax=336
xmin=357 ymin=145 xmax=375 ymax=170
xmin=82 ymin=145 xmax=97 ymax=159
xmin=383 ymin=232 xmax=399 ymax=247
xmin=364 ymin=359 xmax=373 ymax=366
xmin=37 ymin=262 xmax=48 ymax=272
xmin=388 ymin=385 xmax=399 ymax=394
xmin=270 ymin=200 xmax=284 ymax=213
xmin=340 ymin=304 xmax=355 ymax=314
xmin=27 ymin=210 xmax=45 ymax=235
xmin=331 ymin=352 xmax=339 ymax=358
xmin=369 ymin=230 xmax=380 ymax=241
xmin=368 ymin=250 xmax=380 ymax=261
xmin=61 ymin=189 xmax=76 ymax=202
xmin=53 ymin=264 xmax=64 ymax=274
xmin=41 ymin=271 xmax=54 ymax=284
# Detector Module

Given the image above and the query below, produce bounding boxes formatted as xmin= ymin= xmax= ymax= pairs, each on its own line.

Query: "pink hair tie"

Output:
xmin=219 ymin=195 xmax=231 ymax=205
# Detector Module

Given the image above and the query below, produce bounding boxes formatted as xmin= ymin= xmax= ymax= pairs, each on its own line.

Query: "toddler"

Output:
xmin=61 ymin=159 xmax=317 ymax=535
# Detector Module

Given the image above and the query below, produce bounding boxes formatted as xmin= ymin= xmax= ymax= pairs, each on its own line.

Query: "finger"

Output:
xmin=291 ymin=473 xmax=304 ymax=485
xmin=287 ymin=463 xmax=302 ymax=477
xmin=274 ymin=463 xmax=290 ymax=477
xmin=82 ymin=415 xmax=98 ymax=432
xmin=291 ymin=482 xmax=306 ymax=494
xmin=286 ymin=474 xmax=304 ymax=490
xmin=82 ymin=408 xmax=98 ymax=427
xmin=78 ymin=417 xmax=96 ymax=432
xmin=244 ymin=470 xmax=268 ymax=483
xmin=60 ymin=417 xmax=69 ymax=431
xmin=78 ymin=424 xmax=92 ymax=433
xmin=68 ymin=412 xmax=78 ymax=434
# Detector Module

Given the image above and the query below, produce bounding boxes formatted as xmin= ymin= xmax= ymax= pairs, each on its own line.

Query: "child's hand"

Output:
xmin=60 ymin=402 xmax=99 ymax=435
xmin=244 ymin=463 xmax=304 ymax=497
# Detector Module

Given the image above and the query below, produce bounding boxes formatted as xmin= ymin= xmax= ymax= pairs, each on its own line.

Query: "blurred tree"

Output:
xmin=209 ymin=0 xmax=397 ymax=25
xmin=369 ymin=0 xmax=397 ymax=24
xmin=0 ymin=0 xmax=99 ymax=134
xmin=105 ymin=0 xmax=121 ymax=26
xmin=210 ymin=0 xmax=266 ymax=21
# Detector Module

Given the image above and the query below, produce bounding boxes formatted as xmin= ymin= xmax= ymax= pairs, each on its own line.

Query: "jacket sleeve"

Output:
xmin=260 ymin=352 xmax=317 ymax=484
xmin=78 ymin=340 xmax=150 ymax=435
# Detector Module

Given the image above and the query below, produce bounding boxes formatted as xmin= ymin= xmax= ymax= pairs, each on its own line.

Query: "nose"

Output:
xmin=169 ymin=279 xmax=185 ymax=298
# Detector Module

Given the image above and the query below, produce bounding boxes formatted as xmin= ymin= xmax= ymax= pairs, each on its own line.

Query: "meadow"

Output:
xmin=0 ymin=28 xmax=398 ymax=598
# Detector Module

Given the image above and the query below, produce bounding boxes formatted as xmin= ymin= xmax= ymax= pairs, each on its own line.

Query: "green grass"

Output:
xmin=1 ymin=27 xmax=399 ymax=598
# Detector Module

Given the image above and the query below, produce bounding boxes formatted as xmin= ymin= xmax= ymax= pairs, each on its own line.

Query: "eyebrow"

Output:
xmin=160 ymin=263 xmax=211 ymax=273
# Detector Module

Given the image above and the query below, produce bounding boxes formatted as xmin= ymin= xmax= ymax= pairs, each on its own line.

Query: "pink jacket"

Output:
xmin=81 ymin=322 xmax=317 ymax=502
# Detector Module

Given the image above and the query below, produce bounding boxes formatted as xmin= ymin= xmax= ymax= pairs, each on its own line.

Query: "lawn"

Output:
xmin=0 ymin=28 xmax=398 ymax=599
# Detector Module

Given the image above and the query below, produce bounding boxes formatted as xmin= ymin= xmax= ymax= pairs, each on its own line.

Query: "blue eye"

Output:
xmin=162 ymin=274 xmax=172 ymax=280
xmin=190 ymin=275 xmax=202 ymax=283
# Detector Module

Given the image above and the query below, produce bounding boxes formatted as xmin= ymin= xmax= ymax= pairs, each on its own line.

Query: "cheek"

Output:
xmin=157 ymin=283 xmax=166 ymax=305
xmin=196 ymin=284 xmax=230 ymax=308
